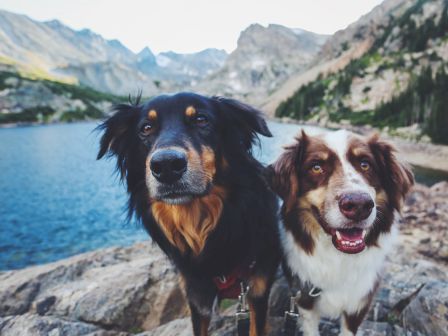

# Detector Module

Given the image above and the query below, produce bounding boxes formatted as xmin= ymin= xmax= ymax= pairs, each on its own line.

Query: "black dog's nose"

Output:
xmin=338 ymin=192 xmax=374 ymax=221
xmin=150 ymin=149 xmax=187 ymax=183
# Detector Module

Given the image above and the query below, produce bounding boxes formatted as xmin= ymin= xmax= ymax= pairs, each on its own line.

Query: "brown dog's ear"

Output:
xmin=269 ymin=130 xmax=308 ymax=209
xmin=368 ymin=134 xmax=414 ymax=210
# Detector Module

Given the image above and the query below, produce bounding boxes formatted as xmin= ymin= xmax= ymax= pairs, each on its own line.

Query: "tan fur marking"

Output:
xmin=248 ymin=300 xmax=268 ymax=336
xmin=185 ymin=106 xmax=196 ymax=117
xmin=148 ymin=109 xmax=157 ymax=120
xmin=221 ymin=156 xmax=229 ymax=170
xmin=375 ymin=190 xmax=388 ymax=207
xmin=201 ymin=146 xmax=216 ymax=179
xmin=199 ymin=317 xmax=210 ymax=336
xmin=250 ymin=275 xmax=268 ymax=298
xmin=151 ymin=186 xmax=226 ymax=255
xmin=297 ymin=188 xmax=327 ymax=238
xmin=249 ymin=302 xmax=258 ymax=336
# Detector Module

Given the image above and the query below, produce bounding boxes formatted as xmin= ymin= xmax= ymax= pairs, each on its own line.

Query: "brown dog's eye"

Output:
xmin=311 ymin=164 xmax=324 ymax=175
xmin=360 ymin=160 xmax=370 ymax=171
xmin=194 ymin=115 xmax=208 ymax=126
xmin=140 ymin=123 xmax=152 ymax=136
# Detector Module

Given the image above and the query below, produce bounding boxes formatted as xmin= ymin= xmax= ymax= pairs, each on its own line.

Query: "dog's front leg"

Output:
xmin=183 ymin=276 xmax=217 ymax=336
xmin=299 ymin=307 xmax=320 ymax=336
xmin=247 ymin=274 xmax=274 ymax=336
xmin=247 ymin=294 xmax=268 ymax=336
xmin=189 ymin=302 xmax=211 ymax=336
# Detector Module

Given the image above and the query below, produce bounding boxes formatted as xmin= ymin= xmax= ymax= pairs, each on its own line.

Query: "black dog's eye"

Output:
xmin=140 ymin=123 xmax=153 ymax=136
xmin=194 ymin=114 xmax=208 ymax=126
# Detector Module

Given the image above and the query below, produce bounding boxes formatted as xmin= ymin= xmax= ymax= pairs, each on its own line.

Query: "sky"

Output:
xmin=0 ymin=0 xmax=384 ymax=54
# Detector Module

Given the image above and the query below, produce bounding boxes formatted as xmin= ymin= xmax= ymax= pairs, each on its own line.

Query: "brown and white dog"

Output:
xmin=269 ymin=130 xmax=414 ymax=336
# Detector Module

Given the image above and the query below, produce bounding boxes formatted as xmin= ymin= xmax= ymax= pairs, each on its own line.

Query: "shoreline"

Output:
xmin=271 ymin=117 xmax=448 ymax=173
xmin=2 ymin=117 xmax=448 ymax=173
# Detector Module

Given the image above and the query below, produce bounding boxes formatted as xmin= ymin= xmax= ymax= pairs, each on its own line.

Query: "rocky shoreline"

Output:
xmin=0 ymin=182 xmax=447 ymax=336
xmin=273 ymin=117 xmax=448 ymax=173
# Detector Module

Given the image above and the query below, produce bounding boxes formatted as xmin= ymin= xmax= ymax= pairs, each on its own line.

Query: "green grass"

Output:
xmin=0 ymin=106 xmax=56 ymax=124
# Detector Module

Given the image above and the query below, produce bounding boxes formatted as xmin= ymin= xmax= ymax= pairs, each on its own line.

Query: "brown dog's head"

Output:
xmin=269 ymin=130 xmax=414 ymax=254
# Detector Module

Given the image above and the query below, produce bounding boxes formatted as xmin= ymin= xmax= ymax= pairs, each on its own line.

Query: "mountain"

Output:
xmin=0 ymin=10 xmax=228 ymax=95
xmin=0 ymin=63 xmax=121 ymax=124
xmin=194 ymin=24 xmax=328 ymax=105
xmin=156 ymin=49 xmax=227 ymax=83
xmin=261 ymin=0 xmax=410 ymax=113
xmin=269 ymin=0 xmax=448 ymax=144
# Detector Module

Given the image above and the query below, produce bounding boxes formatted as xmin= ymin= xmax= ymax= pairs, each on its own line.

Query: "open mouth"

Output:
xmin=330 ymin=228 xmax=367 ymax=254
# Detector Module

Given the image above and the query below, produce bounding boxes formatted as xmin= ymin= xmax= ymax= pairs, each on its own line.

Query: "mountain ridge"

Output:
xmin=193 ymin=23 xmax=328 ymax=105
xmin=0 ymin=9 xmax=228 ymax=95
xmin=272 ymin=0 xmax=448 ymax=144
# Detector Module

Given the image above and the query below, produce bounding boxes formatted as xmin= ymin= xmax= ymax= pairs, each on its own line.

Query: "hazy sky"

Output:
xmin=0 ymin=0 xmax=383 ymax=54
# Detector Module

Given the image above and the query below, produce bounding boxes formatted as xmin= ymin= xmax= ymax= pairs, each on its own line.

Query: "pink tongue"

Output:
xmin=339 ymin=228 xmax=363 ymax=241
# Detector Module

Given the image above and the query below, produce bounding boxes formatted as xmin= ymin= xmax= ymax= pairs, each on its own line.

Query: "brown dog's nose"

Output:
xmin=150 ymin=149 xmax=187 ymax=184
xmin=338 ymin=192 xmax=374 ymax=221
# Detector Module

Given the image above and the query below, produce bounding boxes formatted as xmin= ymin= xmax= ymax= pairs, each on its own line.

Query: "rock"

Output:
xmin=0 ymin=242 xmax=188 ymax=334
xmin=357 ymin=320 xmax=393 ymax=335
xmin=137 ymin=318 xmax=192 ymax=336
xmin=1 ymin=183 xmax=447 ymax=335
xmin=401 ymin=281 xmax=448 ymax=336
xmin=0 ymin=314 xmax=102 ymax=336
xmin=369 ymin=257 xmax=448 ymax=322
xmin=267 ymin=272 xmax=291 ymax=317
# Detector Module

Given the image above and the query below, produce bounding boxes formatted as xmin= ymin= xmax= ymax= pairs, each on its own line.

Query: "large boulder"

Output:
xmin=0 ymin=242 xmax=188 ymax=335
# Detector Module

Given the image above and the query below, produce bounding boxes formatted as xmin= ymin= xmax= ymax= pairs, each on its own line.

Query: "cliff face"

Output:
xmin=194 ymin=24 xmax=328 ymax=106
xmin=0 ymin=182 xmax=447 ymax=336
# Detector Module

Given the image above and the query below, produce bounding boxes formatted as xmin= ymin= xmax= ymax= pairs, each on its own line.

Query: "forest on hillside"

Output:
xmin=276 ymin=0 xmax=448 ymax=144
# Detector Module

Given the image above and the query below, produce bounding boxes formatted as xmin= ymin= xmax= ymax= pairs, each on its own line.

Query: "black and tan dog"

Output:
xmin=97 ymin=92 xmax=280 ymax=336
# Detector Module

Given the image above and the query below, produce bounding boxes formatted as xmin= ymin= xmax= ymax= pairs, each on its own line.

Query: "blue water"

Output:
xmin=0 ymin=121 xmax=446 ymax=270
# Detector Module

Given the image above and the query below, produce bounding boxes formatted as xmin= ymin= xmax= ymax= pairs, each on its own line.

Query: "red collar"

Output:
xmin=213 ymin=261 xmax=255 ymax=299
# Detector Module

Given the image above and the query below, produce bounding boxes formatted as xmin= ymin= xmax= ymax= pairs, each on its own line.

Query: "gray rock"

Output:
xmin=0 ymin=242 xmax=188 ymax=334
xmin=401 ymin=281 xmax=448 ymax=336
xmin=0 ymin=314 xmax=101 ymax=336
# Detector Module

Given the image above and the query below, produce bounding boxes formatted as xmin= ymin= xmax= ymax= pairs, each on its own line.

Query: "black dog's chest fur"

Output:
xmin=142 ymin=171 xmax=279 ymax=278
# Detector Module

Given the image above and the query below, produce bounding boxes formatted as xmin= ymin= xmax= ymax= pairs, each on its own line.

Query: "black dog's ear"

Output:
xmin=212 ymin=96 xmax=272 ymax=149
xmin=96 ymin=102 xmax=141 ymax=179
xmin=368 ymin=133 xmax=414 ymax=211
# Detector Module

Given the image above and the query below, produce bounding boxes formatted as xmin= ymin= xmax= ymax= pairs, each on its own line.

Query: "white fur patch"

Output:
xmin=281 ymin=219 xmax=398 ymax=319
xmin=322 ymin=130 xmax=377 ymax=230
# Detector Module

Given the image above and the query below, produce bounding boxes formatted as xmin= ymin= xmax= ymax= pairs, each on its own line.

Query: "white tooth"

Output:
xmin=342 ymin=241 xmax=347 ymax=245
xmin=336 ymin=231 xmax=342 ymax=240
xmin=362 ymin=230 xmax=367 ymax=238
xmin=357 ymin=240 xmax=362 ymax=244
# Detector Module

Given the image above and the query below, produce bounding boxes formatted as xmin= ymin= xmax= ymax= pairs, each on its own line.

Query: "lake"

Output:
xmin=0 ymin=121 xmax=446 ymax=270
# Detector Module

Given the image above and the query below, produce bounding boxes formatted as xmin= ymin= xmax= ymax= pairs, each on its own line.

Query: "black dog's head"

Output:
xmin=97 ymin=92 xmax=271 ymax=206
